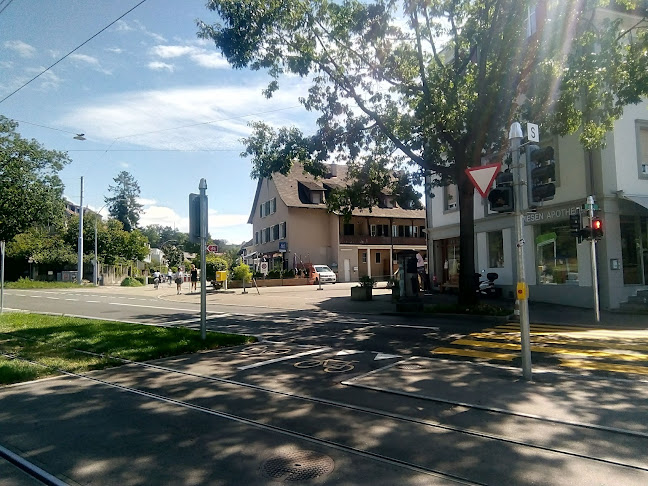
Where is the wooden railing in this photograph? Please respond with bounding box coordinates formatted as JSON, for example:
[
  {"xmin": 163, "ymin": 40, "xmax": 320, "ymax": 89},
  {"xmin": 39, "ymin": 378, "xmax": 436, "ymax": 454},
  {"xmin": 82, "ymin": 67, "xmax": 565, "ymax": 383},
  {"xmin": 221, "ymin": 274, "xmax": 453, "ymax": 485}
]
[{"xmin": 339, "ymin": 235, "xmax": 425, "ymax": 246}]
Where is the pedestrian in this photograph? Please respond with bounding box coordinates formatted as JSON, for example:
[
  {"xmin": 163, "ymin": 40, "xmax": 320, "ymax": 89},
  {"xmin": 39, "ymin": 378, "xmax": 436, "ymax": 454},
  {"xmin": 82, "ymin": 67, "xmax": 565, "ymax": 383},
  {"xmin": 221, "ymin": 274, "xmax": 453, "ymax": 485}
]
[
  {"xmin": 153, "ymin": 269, "xmax": 160, "ymax": 290},
  {"xmin": 190, "ymin": 264, "xmax": 198, "ymax": 292},
  {"xmin": 167, "ymin": 269, "xmax": 173, "ymax": 286},
  {"xmin": 175, "ymin": 269, "xmax": 183, "ymax": 295},
  {"xmin": 416, "ymin": 252, "xmax": 428, "ymax": 291}
]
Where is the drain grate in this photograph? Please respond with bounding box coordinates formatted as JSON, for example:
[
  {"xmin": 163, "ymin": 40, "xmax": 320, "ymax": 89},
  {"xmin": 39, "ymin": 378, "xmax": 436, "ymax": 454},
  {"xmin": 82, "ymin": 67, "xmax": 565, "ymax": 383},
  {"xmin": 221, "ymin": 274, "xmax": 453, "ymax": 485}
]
[
  {"xmin": 399, "ymin": 363, "xmax": 423, "ymax": 370},
  {"xmin": 261, "ymin": 450, "xmax": 334, "ymax": 482}
]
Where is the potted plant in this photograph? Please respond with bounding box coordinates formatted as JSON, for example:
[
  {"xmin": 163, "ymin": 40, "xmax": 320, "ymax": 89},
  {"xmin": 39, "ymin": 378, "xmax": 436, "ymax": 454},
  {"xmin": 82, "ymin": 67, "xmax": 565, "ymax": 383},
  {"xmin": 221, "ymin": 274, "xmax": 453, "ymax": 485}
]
[
  {"xmin": 351, "ymin": 275, "xmax": 375, "ymax": 301},
  {"xmin": 387, "ymin": 276, "xmax": 400, "ymax": 302}
]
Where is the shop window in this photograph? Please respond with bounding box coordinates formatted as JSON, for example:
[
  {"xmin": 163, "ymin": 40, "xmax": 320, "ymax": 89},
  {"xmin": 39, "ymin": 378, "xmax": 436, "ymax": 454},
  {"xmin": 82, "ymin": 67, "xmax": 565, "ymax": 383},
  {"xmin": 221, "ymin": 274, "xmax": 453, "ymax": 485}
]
[
  {"xmin": 535, "ymin": 223, "xmax": 578, "ymax": 285},
  {"xmin": 444, "ymin": 184, "xmax": 458, "ymax": 211},
  {"xmin": 487, "ymin": 231, "xmax": 504, "ymax": 268}
]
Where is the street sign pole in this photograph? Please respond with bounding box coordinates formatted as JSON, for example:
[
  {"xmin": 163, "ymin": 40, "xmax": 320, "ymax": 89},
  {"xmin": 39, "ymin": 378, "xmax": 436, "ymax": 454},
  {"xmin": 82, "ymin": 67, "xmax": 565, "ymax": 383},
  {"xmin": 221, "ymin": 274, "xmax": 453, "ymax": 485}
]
[
  {"xmin": 199, "ymin": 179, "xmax": 208, "ymax": 340},
  {"xmin": 510, "ymin": 122, "xmax": 532, "ymax": 381},
  {"xmin": 587, "ymin": 195, "xmax": 601, "ymax": 322}
]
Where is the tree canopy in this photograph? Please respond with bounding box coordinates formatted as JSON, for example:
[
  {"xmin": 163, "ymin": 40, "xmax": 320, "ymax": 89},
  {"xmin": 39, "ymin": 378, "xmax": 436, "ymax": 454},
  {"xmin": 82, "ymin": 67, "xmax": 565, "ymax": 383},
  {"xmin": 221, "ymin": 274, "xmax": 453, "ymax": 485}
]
[
  {"xmin": 105, "ymin": 171, "xmax": 144, "ymax": 232},
  {"xmin": 199, "ymin": 0, "xmax": 648, "ymax": 303},
  {"xmin": 0, "ymin": 116, "xmax": 69, "ymax": 243}
]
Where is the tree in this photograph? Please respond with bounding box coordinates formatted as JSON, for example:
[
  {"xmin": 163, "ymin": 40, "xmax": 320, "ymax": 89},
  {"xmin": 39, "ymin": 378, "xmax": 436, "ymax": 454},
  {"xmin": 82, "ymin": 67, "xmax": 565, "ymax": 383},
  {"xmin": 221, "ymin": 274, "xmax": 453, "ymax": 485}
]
[
  {"xmin": 105, "ymin": 171, "xmax": 143, "ymax": 232},
  {"xmin": 198, "ymin": 0, "xmax": 648, "ymax": 304},
  {"xmin": 7, "ymin": 226, "xmax": 76, "ymax": 267},
  {"xmin": 161, "ymin": 241, "xmax": 185, "ymax": 269},
  {"xmin": 0, "ymin": 116, "xmax": 69, "ymax": 243}
]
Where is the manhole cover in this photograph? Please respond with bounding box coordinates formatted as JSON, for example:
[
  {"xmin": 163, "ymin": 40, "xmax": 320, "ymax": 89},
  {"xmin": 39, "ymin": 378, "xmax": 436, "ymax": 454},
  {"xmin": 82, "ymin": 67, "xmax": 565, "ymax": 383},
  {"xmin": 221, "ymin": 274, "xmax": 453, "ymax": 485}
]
[
  {"xmin": 399, "ymin": 363, "xmax": 423, "ymax": 370},
  {"xmin": 261, "ymin": 450, "xmax": 335, "ymax": 482}
]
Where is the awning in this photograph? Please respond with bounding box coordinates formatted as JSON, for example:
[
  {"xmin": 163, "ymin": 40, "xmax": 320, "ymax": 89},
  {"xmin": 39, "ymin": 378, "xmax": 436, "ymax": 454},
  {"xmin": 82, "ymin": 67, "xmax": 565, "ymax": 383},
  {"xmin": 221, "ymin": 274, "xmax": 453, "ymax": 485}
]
[{"xmin": 622, "ymin": 194, "xmax": 648, "ymax": 211}]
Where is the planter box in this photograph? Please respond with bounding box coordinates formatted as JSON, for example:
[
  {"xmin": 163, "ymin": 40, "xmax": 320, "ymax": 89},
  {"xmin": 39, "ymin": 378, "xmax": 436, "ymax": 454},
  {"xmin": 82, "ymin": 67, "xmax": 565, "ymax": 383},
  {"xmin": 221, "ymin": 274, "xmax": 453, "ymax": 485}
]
[
  {"xmin": 227, "ymin": 277, "xmax": 310, "ymax": 288},
  {"xmin": 351, "ymin": 286, "xmax": 373, "ymax": 301}
]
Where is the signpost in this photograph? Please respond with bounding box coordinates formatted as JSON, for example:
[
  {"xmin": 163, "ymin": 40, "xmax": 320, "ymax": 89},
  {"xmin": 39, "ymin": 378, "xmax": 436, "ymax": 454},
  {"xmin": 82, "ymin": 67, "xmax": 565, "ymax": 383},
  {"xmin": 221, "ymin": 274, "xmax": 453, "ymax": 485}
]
[{"xmin": 465, "ymin": 162, "xmax": 501, "ymax": 198}]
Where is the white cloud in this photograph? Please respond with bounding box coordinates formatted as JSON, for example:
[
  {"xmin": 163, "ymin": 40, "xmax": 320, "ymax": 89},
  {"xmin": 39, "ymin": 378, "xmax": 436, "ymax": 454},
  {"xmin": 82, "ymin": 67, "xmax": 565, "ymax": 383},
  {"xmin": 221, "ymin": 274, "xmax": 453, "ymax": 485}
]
[
  {"xmin": 106, "ymin": 47, "xmax": 123, "ymax": 54},
  {"xmin": 150, "ymin": 44, "xmax": 229, "ymax": 69},
  {"xmin": 139, "ymin": 205, "xmax": 188, "ymax": 232},
  {"xmin": 114, "ymin": 19, "xmax": 166, "ymax": 43},
  {"xmin": 208, "ymin": 211, "xmax": 249, "ymax": 227},
  {"xmin": 23, "ymin": 68, "xmax": 62, "ymax": 91},
  {"xmin": 138, "ymin": 197, "xmax": 157, "ymax": 206},
  {"xmin": 57, "ymin": 82, "xmax": 316, "ymax": 151},
  {"xmin": 147, "ymin": 61, "xmax": 174, "ymax": 72},
  {"xmin": 69, "ymin": 53, "xmax": 111, "ymax": 75},
  {"xmin": 4, "ymin": 40, "xmax": 36, "ymax": 58}
]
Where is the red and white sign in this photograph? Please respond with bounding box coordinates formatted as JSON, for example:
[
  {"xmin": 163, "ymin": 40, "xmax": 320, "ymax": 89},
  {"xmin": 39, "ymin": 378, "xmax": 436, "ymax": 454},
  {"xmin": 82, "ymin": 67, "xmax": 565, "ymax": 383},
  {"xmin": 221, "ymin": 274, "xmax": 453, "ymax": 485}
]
[
  {"xmin": 465, "ymin": 162, "xmax": 501, "ymax": 198},
  {"xmin": 206, "ymin": 245, "xmax": 218, "ymax": 253}
]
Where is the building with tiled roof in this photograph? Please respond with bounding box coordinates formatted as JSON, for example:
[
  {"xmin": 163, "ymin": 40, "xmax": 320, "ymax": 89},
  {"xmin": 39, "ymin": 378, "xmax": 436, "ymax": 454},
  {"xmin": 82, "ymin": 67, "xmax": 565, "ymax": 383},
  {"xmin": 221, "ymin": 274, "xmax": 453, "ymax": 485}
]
[{"xmin": 246, "ymin": 162, "xmax": 427, "ymax": 282}]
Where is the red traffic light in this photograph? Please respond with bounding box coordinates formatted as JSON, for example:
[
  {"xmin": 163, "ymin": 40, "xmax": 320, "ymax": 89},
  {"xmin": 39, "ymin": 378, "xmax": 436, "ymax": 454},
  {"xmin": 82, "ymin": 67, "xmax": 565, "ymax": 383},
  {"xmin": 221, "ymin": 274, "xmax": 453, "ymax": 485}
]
[
  {"xmin": 592, "ymin": 218, "xmax": 603, "ymax": 240},
  {"xmin": 592, "ymin": 219, "xmax": 602, "ymax": 230}
]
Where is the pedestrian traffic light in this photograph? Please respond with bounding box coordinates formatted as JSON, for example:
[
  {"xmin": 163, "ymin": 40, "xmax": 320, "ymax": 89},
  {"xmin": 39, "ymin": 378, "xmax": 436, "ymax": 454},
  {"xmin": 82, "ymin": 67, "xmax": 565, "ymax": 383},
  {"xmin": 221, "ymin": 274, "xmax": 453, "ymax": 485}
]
[
  {"xmin": 592, "ymin": 218, "xmax": 603, "ymax": 240},
  {"xmin": 526, "ymin": 145, "xmax": 556, "ymax": 204},
  {"xmin": 488, "ymin": 172, "xmax": 514, "ymax": 212},
  {"xmin": 569, "ymin": 214, "xmax": 582, "ymax": 242}
]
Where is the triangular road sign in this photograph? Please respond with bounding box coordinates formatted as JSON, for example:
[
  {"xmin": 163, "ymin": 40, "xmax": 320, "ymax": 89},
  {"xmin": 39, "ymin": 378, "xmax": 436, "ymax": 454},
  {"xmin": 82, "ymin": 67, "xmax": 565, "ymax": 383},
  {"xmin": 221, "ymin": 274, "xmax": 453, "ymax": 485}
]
[{"xmin": 465, "ymin": 162, "xmax": 501, "ymax": 198}]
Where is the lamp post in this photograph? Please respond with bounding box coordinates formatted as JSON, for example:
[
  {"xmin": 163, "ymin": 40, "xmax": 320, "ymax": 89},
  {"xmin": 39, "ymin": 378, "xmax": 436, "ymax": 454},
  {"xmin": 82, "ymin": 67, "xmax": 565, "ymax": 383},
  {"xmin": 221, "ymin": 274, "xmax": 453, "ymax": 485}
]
[{"xmin": 509, "ymin": 122, "xmax": 532, "ymax": 381}]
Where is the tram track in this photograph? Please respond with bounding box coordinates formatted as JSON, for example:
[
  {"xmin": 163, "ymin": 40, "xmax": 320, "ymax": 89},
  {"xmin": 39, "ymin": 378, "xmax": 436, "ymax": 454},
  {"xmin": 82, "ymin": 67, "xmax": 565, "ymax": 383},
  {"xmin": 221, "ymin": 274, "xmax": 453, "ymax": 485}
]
[{"xmin": 2, "ymin": 340, "xmax": 648, "ymax": 485}]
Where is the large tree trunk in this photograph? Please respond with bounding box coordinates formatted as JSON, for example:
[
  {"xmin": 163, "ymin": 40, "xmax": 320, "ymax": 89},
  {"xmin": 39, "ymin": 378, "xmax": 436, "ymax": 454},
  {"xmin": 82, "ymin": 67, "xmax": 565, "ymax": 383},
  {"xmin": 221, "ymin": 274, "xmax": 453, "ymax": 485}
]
[{"xmin": 457, "ymin": 166, "xmax": 478, "ymax": 306}]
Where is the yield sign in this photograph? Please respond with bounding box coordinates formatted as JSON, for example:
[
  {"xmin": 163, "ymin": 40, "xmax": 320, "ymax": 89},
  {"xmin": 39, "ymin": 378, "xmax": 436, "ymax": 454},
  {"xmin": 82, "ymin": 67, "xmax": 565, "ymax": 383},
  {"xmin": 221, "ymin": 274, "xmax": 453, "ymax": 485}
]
[{"xmin": 465, "ymin": 162, "xmax": 501, "ymax": 198}]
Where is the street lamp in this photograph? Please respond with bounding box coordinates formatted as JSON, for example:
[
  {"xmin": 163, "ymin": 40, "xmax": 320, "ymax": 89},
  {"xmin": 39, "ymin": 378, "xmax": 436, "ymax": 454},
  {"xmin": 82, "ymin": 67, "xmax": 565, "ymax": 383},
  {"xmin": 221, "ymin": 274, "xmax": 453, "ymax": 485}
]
[{"xmin": 509, "ymin": 122, "xmax": 532, "ymax": 381}]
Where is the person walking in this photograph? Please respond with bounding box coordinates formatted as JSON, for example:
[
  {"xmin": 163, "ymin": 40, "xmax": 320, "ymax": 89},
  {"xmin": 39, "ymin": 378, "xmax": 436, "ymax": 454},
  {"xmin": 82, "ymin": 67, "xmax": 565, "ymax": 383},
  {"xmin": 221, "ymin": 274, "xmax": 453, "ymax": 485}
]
[
  {"xmin": 153, "ymin": 270, "xmax": 160, "ymax": 290},
  {"xmin": 175, "ymin": 269, "xmax": 184, "ymax": 295},
  {"xmin": 167, "ymin": 269, "xmax": 173, "ymax": 286},
  {"xmin": 190, "ymin": 264, "xmax": 198, "ymax": 292}
]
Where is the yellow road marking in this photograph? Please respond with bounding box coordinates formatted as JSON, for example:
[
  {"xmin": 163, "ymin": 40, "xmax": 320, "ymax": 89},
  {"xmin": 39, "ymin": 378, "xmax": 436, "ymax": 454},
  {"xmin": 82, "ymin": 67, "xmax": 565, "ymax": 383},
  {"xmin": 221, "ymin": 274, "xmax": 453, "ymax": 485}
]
[
  {"xmin": 559, "ymin": 359, "xmax": 648, "ymax": 375},
  {"xmin": 431, "ymin": 347, "xmax": 515, "ymax": 361},
  {"xmin": 451, "ymin": 339, "xmax": 648, "ymax": 362},
  {"xmin": 466, "ymin": 332, "xmax": 648, "ymax": 352}
]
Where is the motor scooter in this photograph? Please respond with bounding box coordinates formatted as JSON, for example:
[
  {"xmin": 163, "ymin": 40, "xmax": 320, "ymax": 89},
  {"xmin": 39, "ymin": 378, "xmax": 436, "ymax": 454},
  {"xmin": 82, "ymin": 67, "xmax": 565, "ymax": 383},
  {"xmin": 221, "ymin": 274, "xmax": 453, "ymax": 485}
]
[{"xmin": 474, "ymin": 271, "xmax": 500, "ymax": 298}]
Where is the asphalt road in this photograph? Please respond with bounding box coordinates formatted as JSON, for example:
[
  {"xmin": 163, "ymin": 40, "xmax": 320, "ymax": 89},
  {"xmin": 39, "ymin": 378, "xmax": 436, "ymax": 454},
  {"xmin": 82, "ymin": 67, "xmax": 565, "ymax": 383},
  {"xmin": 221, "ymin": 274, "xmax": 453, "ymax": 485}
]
[{"xmin": 2, "ymin": 286, "xmax": 648, "ymax": 485}]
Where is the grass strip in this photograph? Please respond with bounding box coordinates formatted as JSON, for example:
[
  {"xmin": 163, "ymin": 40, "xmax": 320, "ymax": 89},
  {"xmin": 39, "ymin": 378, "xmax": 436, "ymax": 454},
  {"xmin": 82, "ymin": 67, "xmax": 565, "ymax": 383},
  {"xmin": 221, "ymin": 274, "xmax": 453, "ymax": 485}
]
[{"xmin": 0, "ymin": 313, "xmax": 255, "ymax": 385}]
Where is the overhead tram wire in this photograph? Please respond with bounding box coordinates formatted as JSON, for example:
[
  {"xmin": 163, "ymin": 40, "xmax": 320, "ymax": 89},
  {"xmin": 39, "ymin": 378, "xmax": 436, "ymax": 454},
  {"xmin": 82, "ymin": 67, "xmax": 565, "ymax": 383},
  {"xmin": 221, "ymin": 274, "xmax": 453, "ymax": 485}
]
[
  {"xmin": 0, "ymin": 0, "xmax": 15, "ymax": 16},
  {"xmin": 0, "ymin": 0, "xmax": 150, "ymax": 105}
]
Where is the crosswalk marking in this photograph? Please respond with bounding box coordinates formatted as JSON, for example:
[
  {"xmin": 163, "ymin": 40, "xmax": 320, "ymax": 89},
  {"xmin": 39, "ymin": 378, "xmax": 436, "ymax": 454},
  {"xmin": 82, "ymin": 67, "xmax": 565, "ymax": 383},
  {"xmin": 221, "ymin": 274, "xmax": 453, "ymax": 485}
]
[
  {"xmin": 464, "ymin": 332, "xmax": 648, "ymax": 352},
  {"xmin": 431, "ymin": 347, "xmax": 515, "ymax": 361},
  {"xmin": 559, "ymin": 359, "xmax": 648, "ymax": 375}
]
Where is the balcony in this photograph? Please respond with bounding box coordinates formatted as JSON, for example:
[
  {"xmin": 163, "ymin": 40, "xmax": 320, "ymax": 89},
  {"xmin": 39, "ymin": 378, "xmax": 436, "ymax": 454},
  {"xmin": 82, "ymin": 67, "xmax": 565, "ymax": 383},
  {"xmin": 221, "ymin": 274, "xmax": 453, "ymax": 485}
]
[{"xmin": 339, "ymin": 235, "xmax": 425, "ymax": 246}]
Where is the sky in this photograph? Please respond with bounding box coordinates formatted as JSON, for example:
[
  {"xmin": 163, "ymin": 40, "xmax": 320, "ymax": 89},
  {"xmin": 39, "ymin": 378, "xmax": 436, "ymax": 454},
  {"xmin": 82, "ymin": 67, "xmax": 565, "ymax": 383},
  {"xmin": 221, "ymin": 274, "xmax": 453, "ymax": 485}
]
[{"xmin": 0, "ymin": 0, "xmax": 319, "ymax": 245}]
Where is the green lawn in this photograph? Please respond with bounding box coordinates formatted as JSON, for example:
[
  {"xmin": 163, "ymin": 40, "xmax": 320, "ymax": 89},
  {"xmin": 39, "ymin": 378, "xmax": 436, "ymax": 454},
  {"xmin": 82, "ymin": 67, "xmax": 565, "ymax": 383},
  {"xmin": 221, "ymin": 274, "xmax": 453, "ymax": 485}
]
[{"xmin": 0, "ymin": 313, "xmax": 255, "ymax": 386}]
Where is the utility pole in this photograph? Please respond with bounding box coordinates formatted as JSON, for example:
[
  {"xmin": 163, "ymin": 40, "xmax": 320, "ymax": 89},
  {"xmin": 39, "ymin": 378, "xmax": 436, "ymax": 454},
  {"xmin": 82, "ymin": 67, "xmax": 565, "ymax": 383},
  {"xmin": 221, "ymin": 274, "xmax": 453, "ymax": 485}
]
[
  {"xmin": 1, "ymin": 240, "xmax": 5, "ymax": 314},
  {"xmin": 77, "ymin": 176, "xmax": 84, "ymax": 285},
  {"xmin": 509, "ymin": 122, "xmax": 532, "ymax": 381}
]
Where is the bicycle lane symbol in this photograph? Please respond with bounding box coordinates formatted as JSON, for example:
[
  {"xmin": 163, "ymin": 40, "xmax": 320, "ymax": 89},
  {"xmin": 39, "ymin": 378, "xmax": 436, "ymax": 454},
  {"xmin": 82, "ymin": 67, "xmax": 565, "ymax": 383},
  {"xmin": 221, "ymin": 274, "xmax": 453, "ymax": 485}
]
[{"xmin": 293, "ymin": 358, "xmax": 358, "ymax": 373}]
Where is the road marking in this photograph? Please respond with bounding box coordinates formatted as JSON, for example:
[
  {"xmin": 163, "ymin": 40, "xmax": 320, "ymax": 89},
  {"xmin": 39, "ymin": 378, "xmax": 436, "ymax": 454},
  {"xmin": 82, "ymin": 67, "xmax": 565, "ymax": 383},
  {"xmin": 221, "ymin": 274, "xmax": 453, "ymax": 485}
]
[
  {"xmin": 431, "ymin": 347, "xmax": 515, "ymax": 361},
  {"xmin": 336, "ymin": 349, "xmax": 363, "ymax": 356},
  {"xmin": 238, "ymin": 347, "xmax": 330, "ymax": 370},
  {"xmin": 394, "ymin": 325, "xmax": 440, "ymax": 330},
  {"xmin": 559, "ymin": 359, "xmax": 648, "ymax": 375},
  {"xmin": 374, "ymin": 352, "xmax": 401, "ymax": 360},
  {"xmin": 467, "ymin": 332, "xmax": 648, "ymax": 351},
  {"xmin": 45, "ymin": 297, "xmax": 59, "ymax": 300},
  {"xmin": 65, "ymin": 298, "xmax": 78, "ymax": 301},
  {"xmin": 451, "ymin": 338, "xmax": 648, "ymax": 362},
  {"xmin": 85, "ymin": 300, "xmax": 100, "ymax": 303}
]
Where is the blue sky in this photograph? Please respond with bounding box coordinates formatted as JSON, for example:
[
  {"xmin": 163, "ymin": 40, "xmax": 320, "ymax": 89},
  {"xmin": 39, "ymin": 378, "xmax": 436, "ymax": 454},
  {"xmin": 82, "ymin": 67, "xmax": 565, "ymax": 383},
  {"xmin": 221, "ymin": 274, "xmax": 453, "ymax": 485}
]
[{"xmin": 0, "ymin": 0, "xmax": 318, "ymax": 245}]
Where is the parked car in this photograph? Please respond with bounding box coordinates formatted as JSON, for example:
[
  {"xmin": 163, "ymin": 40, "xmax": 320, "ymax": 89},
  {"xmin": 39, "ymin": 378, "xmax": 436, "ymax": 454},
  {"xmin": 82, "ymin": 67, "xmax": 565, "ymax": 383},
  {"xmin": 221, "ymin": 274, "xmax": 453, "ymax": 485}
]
[{"xmin": 312, "ymin": 265, "xmax": 337, "ymax": 284}]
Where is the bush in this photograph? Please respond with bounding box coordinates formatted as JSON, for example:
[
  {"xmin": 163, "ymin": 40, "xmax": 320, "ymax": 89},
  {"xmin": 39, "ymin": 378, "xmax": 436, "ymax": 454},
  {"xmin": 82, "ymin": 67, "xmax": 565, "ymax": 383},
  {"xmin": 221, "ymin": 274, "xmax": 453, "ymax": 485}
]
[
  {"xmin": 283, "ymin": 269, "xmax": 296, "ymax": 278},
  {"xmin": 134, "ymin": 277, "xmax": 145, "ymax": 285},
  {"xmin": 121, "ymin": 277, "xmax": 143, "ymax": 287},
  {"xmin": 358, "ymin": 275, "xmax": 376, "ymax": 288},
  {"xmin": 266, "ymin": 269, "xmax": 282, "ymax": 279},
  {"xmin": 232, "ymin": 264, "xmax": 252, "ymax": 283},
  {"xmin": 5, "ymin": 278, "xmax": 80, "ymax": 289}
]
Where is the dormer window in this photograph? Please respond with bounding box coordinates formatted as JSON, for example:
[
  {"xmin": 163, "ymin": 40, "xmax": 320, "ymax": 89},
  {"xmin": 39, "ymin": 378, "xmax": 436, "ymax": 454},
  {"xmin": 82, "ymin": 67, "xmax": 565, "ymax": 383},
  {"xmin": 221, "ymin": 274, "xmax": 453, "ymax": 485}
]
[{"xmin": 298, "ymin": 181, "xmax": 325, "ymax": 204}]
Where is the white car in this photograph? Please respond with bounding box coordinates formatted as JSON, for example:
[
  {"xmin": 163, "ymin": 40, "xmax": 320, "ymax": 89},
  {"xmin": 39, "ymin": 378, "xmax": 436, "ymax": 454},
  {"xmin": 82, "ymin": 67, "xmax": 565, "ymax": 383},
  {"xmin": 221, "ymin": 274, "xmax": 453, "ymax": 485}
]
[{"xmin": 313, "ymin": 265, "xmax": 337, "ymax": 284}]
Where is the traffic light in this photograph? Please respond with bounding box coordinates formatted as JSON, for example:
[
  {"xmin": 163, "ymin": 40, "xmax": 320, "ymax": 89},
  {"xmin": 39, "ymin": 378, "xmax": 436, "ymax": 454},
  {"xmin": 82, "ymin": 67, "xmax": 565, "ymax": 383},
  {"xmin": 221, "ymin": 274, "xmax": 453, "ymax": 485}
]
[
  {"xmin": 488, "ymin": 172, "xmax": 514, "ymax": 212},
  {"xmin": 569, "ymin": 214, "xmax": 582, "ymax": 242},
  {"xmin": 592, "ymin": 218, "xmax": 603, "ymax": 240},
  {"xmin": 526, "ymin": 145, "xmax": 556, "ymax": 204}
]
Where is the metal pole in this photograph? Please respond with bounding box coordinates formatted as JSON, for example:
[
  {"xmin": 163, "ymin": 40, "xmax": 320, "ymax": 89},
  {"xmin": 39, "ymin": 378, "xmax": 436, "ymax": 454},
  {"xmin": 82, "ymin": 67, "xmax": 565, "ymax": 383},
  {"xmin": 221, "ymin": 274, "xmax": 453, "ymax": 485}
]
[
  {"xmin": 77, "ymin": 176, "xmax": 84, "ymax": 284},
  {"xmin": 510, "ymin": 123, "xmax": 532, "ymax": 381},
  {"xmin": 199, "ymin": 178, "xmax": 208, "ymax": 340},
  {"xmin": 1, "ymin": 240, "xmax": 5, "ymax": 314},
  {"xmin": 94, "ymin": 219, "xmax": 98, "ymax": 286},
  {"xmin": 587, "ymin": 195, "xmax": 601, "ymax": 322}
]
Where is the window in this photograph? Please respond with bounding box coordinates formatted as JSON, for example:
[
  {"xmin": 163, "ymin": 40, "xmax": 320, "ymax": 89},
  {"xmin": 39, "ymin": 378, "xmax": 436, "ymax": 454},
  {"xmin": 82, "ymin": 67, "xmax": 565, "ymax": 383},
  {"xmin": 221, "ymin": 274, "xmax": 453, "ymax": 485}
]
[
  {"xmin": 260, "ymin": 204, "xmax": 264, "ymax": 218},
  {"xmin": 526, "ymin": 4, "xmax": 537, "ymax": 37},
  {"xmin": 264, "ymin": 227, "xmax": 270, "ymax": 242},
  {"xmin": 272, "ymin": 224, "xmax": 280, "ymax": 241},
  {"xmin": 271, "ymin": 197, "xmax": 276, "ymax": 214},
  {"xmin": 255, "ymin": 232, "xmax": 259, "ymax": 245},
  {"xmin": 535, "ymin": 222, "xmax": 578, "ymax": 285},
  {"xmin": 420, "ymin": 226, "xmax": 426, "ymax": 237},
  {"xmin": 260, "ymin": 230, "xmax": 264, "ymax": 244},
  {"xmin": 413, "ymin": 226, "xmax": 418, "ymax": 238},
  {"xmin": 444, "ymin": 184, "xmax": 458, "ymax": 211},
  {"xmin": 362, "ymin": 252, "xmax": 367, "ymax": 263},
  {"xmin": 621, "ymin": 216, "xmax": 642, "ymax": 284},
  {"xmin": 280, "ymin": 222, "xmax": 286, "ymax": 239},
  {"xmin": 371, "ymin": 224, "xmax": 389, "ymax": 236},
  {"xmin": 343, "ymin": 223, "xmax": 355, "ymax": 236},
  {"xmin": 638, "ymin": 122, "xmax": 648, "ymax": 179},
  {"xmin": 392, "ymin": 225, "xmax": 398, "ymax": 237},
  {"xmin": 264, "ymin": 200, "xmax": 271, "ymax": 216},
  {"xmin": 375, "ymin": 252, "xmax": 381, "ymax": 264},
  {"xmin": 487, "ymin": 231, "xmax": 504, "ymax": 268},
  {"xmin": 370, "ymin": 224, "xmax": 377, "ymax": 237}
]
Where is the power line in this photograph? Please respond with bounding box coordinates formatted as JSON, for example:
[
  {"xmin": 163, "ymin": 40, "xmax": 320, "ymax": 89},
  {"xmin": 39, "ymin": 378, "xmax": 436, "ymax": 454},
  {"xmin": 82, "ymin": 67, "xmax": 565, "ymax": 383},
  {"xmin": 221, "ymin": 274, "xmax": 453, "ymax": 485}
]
[
  {"xmin": 0, "ymin": 0, "xmax": 150, "ymax": 105},
  {"xmin": 0, "ymin": 0, "xmax": 15, "ymax": 16}
]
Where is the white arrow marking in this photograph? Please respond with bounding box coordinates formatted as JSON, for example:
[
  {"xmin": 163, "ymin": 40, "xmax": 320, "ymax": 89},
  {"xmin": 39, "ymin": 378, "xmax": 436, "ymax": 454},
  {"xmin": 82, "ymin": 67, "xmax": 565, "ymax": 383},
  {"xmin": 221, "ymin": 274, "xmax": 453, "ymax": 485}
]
[{"xmin": 374, "ymin": 353, "xmax": 402, "ymax": 360}]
